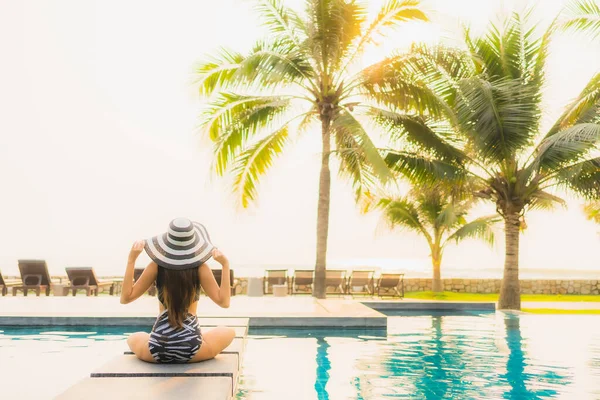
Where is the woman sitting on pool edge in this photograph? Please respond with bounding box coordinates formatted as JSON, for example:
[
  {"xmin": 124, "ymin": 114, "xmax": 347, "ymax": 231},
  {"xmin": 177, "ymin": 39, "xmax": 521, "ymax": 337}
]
[{"xmin": 120, "ymin": 218, "xmax": 235, "ymax": 363}]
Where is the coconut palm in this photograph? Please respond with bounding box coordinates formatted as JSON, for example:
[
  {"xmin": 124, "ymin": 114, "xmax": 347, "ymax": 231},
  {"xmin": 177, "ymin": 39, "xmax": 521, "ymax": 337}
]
[
  {"xmin": 561, "ymin": 0, "xmax": 600, "ymax": 38},
  {"xmin": 195, "ymin": 0, "xmax": 431, "ymax": 298},
  {"xmin": 364, "ymin": 8, "xmax": 600, "ymax": 309},
  {"xmin": 364, "ymin": 182, "xmax": 497, "ymax": 292},
  {"xmin": 584, "ymin": 201, "xmax": 600, "ymax": 223}
]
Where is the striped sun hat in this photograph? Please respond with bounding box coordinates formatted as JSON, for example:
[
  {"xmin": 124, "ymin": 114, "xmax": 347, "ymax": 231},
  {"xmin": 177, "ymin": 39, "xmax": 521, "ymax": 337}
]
[{"xmin": 144, "ymin": 218, "xmax": 214, "ymax": 270}]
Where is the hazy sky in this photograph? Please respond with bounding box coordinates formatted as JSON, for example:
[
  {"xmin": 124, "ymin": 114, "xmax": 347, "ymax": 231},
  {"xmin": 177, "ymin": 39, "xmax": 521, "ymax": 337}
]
[{"xmin": 1, "ymin": 0, "xmax": 599, "ymax": 276}]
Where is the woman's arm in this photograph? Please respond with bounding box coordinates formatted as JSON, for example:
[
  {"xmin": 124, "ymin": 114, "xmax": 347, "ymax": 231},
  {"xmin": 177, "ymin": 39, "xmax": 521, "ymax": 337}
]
[
  {"xmin": 199, "ymin": 248, "xmax": 231, "ymax": 308},
  {"xmin": 120, "ymin": 240, "xmax": 158, "ymax": 304}
]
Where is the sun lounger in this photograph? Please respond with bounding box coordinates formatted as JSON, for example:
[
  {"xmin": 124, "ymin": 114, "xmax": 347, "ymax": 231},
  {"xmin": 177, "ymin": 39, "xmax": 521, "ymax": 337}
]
[
  {"xmin": 211, "ymin": 269, "xmax": 237, "ymax": 296},
  {"xmin": 263, "ymin": 269, "xmax": 289, "ymax": 294},
  {"xmin": 12, "ymin": 260, "xmax": 53, "ymax": 296},
  {"xmin": 0, "ymin": 270, "xmax": 20, "ymax": 296},
  {"xmin": 347, "ymin": 270, "xmax": 375, "ymax": 296},
  {"xmin": 134, "ymin": 267, "xmax": 157, "ymax": 296},
  {"xmin": 376, "ymin": 273, "xmax": 405, "ymax": 298},
  {"xmin": 325, "ymin": 270, "xmax": 347, "ymax": 294},
  {"xmin": 65, "ymin": 267, "xmax": 115, "ymax": 296},
  {"xmin": 291, "ymin": 269, "xmax": 314, "ymax": 294}
]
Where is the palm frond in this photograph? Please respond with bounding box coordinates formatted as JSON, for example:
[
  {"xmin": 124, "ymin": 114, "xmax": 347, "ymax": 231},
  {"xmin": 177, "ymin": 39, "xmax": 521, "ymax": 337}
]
[
  {"xmin": 380, "ymin": 197, "xmax": 432, "ymax": 241},
  {"xmin": 304, "ymin": 0, "xmax": 367, "ymax": 73},
  {"xmin": 195, "ymin": 48, "xmax": 246, "ymax": 95},
  {"xmin": 561, "ymin": 0, "xmax": 600, "ymax": 38},
  {"xmin": 455, "ymin": 77, "xmax": 540, "ymax": 163},
  {"xmin": 583, "ymin": 200, "xmax": 600, "ymax": 223},
  {"xmin": 332, "ymin": 109, "xmax": 392, "ymax": 184},
  {"xmin": 534, "ymin": 123, "xmax": 600, "ymax": 171},
  {"xmin": 434, "ymin": 202, "xmax": 462, "ymax": 230},
  {"xmin": 384, "ymin": 151, "xmax": 466, "ymax": 184},
  {"xmin": 201, "ymin": 93, "xmax": 291, "ymax": 174},
  {"xmin": 362, "ymin": 56, "xmax": 454, "ymax": 118},
  {"xmin": 241, "ymin": 39, "xmax": 316, "ymax": 88},
  {"xmin": 231, "ymin": 124, "xmax": 290, "ymax": 208},
  {"xmin": 334, "ymin": 135, "xmax": 379, "ymax": 200},
  {"xmin": 344, "ymin": 0, "xmax": 428, "ymax": 67},
  {"xmin": 444, "ymin": 216, "xmax": 498, "ymax": 247},
  {"xmin": 551, "ymin": 156, "xmax": 600, "ymax": 199},
  {"xmin": 401, "ymin": 44, "xmax": 475, "ymax": 108},
  {"xmin": 255, "ymin": 0, "xmax": 306, "ymax": 45},
  {"xmin": 528, "ymin": 190, "xmax": 567, "ymax": 211},
  {"xmin": 545, "ymin": 73, "xmax": 600, "ymax": 137},
  {"xmin": 368, "ymin": 106, "xmax": 465, "ymax": 162}
]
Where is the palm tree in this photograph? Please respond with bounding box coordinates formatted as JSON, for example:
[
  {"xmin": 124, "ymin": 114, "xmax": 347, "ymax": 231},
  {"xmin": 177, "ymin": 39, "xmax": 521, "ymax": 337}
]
[
  {"xmin": 195, "ymin": 0, "xmax": 431, "ymax": 298},
  {"xmin": 365, "ymin": 8, "xmax": 600, "ymax": 309},
  {"xmin": 364, "ymin": 182, "xmax": 497, "ymax": 292},
  {"xmin": 584, "ymin": 201, "xmax": 600, "ymax": 223}
]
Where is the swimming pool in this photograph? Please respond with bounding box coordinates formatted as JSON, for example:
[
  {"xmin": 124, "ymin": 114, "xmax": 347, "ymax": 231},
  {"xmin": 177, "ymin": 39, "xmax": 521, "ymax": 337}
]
[{"xmin": 1, "ymin": 312, "xmax": 599, "ymax": 399}]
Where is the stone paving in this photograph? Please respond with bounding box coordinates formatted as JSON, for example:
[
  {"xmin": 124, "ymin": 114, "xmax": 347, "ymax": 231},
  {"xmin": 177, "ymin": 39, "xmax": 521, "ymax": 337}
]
[{"xmin": 0, "ymin": 295, "xmax": 388, "ymax": 327}]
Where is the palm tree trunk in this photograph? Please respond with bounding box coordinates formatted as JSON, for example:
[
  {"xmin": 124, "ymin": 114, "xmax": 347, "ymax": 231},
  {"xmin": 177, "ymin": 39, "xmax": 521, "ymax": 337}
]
[
  {"xmin": 432, "ymin": 254, "xmax": 443, "ymax": 293},
  {"xmin": 313, "ymin": 117, "xmax": 331, "ymax": 299},
  {"xmin": 498, "ymin": 212, "xmax": 521, "ymax": 310}
]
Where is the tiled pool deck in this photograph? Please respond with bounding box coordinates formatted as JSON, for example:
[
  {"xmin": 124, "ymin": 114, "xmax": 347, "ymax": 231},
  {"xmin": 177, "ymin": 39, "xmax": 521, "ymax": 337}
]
[
  {"xmin": 0, "ymin": 295, "xmax": 501, "ymax": 328},
  {"xmin": 0, "ymin": 295, "xmax": 597, "ymax": 328}
]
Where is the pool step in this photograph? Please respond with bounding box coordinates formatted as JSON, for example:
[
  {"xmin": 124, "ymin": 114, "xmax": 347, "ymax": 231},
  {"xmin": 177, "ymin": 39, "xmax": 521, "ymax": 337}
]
[
  {"xmin": 123, "ymin": 337, "xmax": 246, "ymax": 368},
  {"xmin": 56, "ymin": 318, "xmax": 248, "ymax": 400},
  {"xmin": 55, "ymin": 377, "xmax": 232, "ymax": 400}
]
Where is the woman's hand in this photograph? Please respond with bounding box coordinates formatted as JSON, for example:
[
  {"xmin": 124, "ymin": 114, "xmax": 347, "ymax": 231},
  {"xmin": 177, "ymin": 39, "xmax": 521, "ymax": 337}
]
[
  {"xmin": 212, "ymin": 248, "xmax": 229, "ymax": 266},
  {"xmin": 129, "ymin": 240, "xmax": 145, "ymax": 261}
]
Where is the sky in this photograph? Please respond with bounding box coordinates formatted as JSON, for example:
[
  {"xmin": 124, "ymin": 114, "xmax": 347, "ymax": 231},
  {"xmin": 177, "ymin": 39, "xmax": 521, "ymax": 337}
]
[{"xmin": 0, "ymin": 0, "xmax": 599, "ymax": 277}]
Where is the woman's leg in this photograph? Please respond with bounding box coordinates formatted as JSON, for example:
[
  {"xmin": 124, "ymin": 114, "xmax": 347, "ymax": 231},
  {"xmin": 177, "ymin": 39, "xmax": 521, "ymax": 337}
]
[
  {"xmin": 189, "ymin": 326, "xmax": 235, "ymax": 362},
  {"xmin": 126, "ymin": 332, "xmax": 156, "ymax": 363}
]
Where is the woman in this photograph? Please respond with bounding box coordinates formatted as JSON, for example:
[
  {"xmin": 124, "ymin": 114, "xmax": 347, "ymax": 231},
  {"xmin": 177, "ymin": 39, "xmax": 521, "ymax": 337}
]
[{"xmin": 120, "ymin": 218, "xmax": 235, "ymax": 363}]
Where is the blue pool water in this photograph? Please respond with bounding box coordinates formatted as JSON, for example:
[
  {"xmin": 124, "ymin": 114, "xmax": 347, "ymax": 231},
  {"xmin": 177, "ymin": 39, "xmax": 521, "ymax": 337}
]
[{"xmin": 1, "ymin": 312, "xmax": 599, "ymax": 399}]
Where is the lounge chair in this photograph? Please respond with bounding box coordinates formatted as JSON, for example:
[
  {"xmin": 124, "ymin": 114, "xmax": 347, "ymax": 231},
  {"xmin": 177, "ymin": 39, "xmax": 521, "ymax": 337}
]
[
  {"xmin": 65, "ymin": 267, "xmax": 115, "ymax": 296},
  {"xmin": 325, "ymin": 270, "xmax": 347, "ymax": 294},
  {"xmin": 13, "ymin": 260, "xmax": 52, "ymax": 296},
  {"xmin": 134, "ymin": 267, "xmax": 157, "ymax": 296},
  {"xmin": 376, "ymin": 273, "xmax": 405, "ymax": 298},
  {"xmin": 291, "ymin": 270, "xmax": 314, "ymax": 294},
  {"xmin": 347, "ymin": 270, "xmax": 375, "ymax": 296},
  {"xmin": 211, "ymin": 269, "xmax": 237, "ymax": 296},
  {"xmin": 0, "ymin": 270, "xmax": 20, "ymax": 296},
  {"xmin": 263, "ymin": 269, "xmax": 288, "ymax": 294}
]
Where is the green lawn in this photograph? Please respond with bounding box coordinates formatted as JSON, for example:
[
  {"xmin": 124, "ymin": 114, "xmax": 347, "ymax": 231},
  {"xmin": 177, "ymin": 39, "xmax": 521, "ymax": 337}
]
[
  {"xmin": 522, "ymin": 308, "xmax": 600, "ymax": 314},
  {"xmin": 404, "ymin": 291, "xmax": 600, "ymax": 302}
]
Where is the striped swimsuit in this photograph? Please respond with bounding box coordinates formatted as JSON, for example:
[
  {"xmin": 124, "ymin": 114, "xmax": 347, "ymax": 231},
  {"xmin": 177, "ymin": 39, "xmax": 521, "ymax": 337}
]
[{"xmin": 148, "ymin": 310, "xmax": 203, "ymax": 363}]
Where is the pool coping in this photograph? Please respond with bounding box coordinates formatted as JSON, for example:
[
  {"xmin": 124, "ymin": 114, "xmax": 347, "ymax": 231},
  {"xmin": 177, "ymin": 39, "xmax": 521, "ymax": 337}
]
[
  {"xmin": 0, "ymin": 315, "xmax": 388, "ymax": 328},
  {"xmin": 362, "ymin": 300, "xmax": 496, "ymax": 311}
]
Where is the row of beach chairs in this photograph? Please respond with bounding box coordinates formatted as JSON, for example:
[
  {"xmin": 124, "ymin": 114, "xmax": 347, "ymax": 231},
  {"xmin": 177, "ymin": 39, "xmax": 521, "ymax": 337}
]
[
  {"xmin": 0, "ymin": 260, "xmax": 404, "ymax": 298},
  {"xmin": 263, "ymin": 269, "xmax": 405, "ymax": 298},
  {"xmin": 0, "ymin": 260, "xmax": 115, "ymax": 296}
]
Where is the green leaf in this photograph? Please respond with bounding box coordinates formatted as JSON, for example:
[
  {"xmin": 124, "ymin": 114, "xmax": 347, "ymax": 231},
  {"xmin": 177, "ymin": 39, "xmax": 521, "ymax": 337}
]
[
  {"xmin": 231, "ymin": 124, "xmax": 290, "ymax": 208},
  {"xmin": 561, "ymin": 0, "xmax": 600, "ymax": 38},
  {"xmin": 528, "ymin": 191, "xmax": 567, "ymax": 211},
  {"xmin": 332, "ymin": 109, "xmax": 392, "ymax": 185},
  {"xmin": 195, "ymin": 48, "xmax": 246, "ymax": 95},
  {"xmin": 535, "ymin": 123, "xmax": 600, "ymax": 171},
  {"xmin": 584, "ymin": 200, "xmax": 600, "ymax": 223},
  {"xmin": 552, "ymin": 156, "xmax": 600, "ymax": 199},
  {"xmin": 368, "ymin": 106, "xmax": 465, "ymax": 162},
  {"xmin": 385, "ymin": 151, "xmax": 466, "ymax": 184},
  {"xmin": 545, "ymin": 72, "xmax": 600, "ymax": 137},
  {"xmin": 201, "ymin": 93, "xmax": 291, "ymax": 174},
  {"xmin": 255, "ymin": 0, "xmax": 306, "ymax": 45},
  {"xmin": 344, "ymin": 0, "xmax": 428, "ymax": 67},
  {"xmin": 444, "ymin": 216, "xmax": 498, "ymax": 247}
]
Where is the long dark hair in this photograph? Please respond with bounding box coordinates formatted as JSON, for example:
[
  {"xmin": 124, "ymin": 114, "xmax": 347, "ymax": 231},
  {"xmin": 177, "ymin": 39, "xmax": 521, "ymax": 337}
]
[{"xmin": 158, "ymin": 266, "xmax": 200, "ymax": 328}]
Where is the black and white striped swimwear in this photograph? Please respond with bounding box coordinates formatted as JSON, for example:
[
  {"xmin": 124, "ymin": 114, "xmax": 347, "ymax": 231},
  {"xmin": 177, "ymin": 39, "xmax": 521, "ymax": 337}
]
[{"xmin": 148, "ymin": 310, "xmax": 202, "ymax": 363}]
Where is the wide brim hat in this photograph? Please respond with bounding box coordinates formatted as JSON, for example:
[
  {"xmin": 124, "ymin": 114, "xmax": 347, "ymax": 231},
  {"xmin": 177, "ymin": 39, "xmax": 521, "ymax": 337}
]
[{"xmin": 144, "ymin": 218, "xmax": 214, "ymax": 270}]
